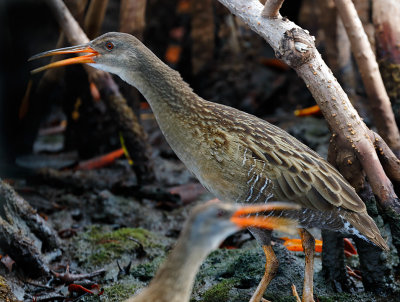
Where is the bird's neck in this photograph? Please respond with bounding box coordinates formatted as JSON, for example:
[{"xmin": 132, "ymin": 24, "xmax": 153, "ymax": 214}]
[
  {"xmin": 119, "ymin": 48, "xmax": 214, "ymax": 177},
  {"xmin": 136, "ymin": 227, "xmax": 210, "ymax": 302},
  {"xmin": 122, "ymin": 50, "xmax": 200, "ymax": 116}
]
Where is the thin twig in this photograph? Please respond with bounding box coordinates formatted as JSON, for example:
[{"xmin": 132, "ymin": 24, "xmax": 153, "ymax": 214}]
[
  {"xmin": 371, "ymin": 132, "xmax": 400, "ymax": 182},
  {"xmin": 51, "ymin": 264, "xmax": 105, "ymax": 283}
]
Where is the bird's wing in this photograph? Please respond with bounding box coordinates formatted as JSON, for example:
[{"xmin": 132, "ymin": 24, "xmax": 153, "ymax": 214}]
[{"xmin": 242, "ymin": 123, "xmax": 365, "ymax": 213}]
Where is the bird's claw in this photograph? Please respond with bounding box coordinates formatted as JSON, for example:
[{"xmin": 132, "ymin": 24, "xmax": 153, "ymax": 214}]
[{"xmin": 291, "ymin": 284, "xmax": 301, "ymax": 302}]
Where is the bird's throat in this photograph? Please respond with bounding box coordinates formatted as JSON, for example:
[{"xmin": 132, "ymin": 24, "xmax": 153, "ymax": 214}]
[
  {"xmin": 141, "ymin": 228, "xmax": 209, "ymax": 302},
  {"xmin": 121, "ymin": 50, "xmax": 199, "ymax": 114}
]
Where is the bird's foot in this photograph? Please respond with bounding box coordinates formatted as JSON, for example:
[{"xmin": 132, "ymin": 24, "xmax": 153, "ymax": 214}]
[
  {"xmin": 291, "ymin": 284, "xmax": 315, "ymax": 302},
  {"xmin": 292, "ymin": 284, "xmax": 301, "ymax": 302}
]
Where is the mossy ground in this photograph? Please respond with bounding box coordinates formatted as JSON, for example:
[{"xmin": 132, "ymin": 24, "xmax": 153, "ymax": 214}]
[
  {"xmin": 69, "ymin": 225, "xmax": 170, "ymax": 302},
  {"xmin": 72, "ymin": 225, "xmax": 168, "ymax": 268},
  {"xmin": 75, "ymin": 236, "xmax": 391, "ymax": 302},
  {"xmin": 189, "ymin": 241, "xmax": 383, "ymax": 302},
  {"xmin": 199, "ymin": 279, "xmax": 238, "ymax": 302},
  {"xmin": 81, "ymin": 282, "xmax": 139, "ymax": 302}
]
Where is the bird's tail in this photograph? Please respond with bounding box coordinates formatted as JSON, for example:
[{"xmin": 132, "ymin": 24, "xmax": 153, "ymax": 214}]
[{"xmin": 343, "ymin": 211, "xmax": 389, "ymax": 251}]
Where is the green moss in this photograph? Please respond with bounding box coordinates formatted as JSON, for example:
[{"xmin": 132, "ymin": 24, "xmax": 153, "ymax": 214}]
[
  {"xmin": 82, "ymin": 282, "xmax": 139, "ymax": 302},
  {"xmin": 88, "ymin": 226, "xmax": 153, "ymax": 245},
  {"xmin": 226, "ymin": 249, "xmax": 264, "ymax": 278},
  {"xmin": 130, "ymin": 256, "xmax": 164, "ymax": 281},
  {"xmin": 318, "ymin": 292, "xmax": 375, "ymax": 302},
  {"xmin": 100, "ymin": 282, "xmax": 138, "ymax": 301},
  {"xmin": 264, "ymin": 292, "xmax": 297, "ymax": 302},
  {"xmin": 379, "ymin": 61, "xmax": 400, "ymax": 100},
  {"xmin": 201, "ymin": 279, "xmax": 237, "ymax": 302},
  {"xmin": 74, "ymin": 225, "xmax": 163, "ymax": 267}
]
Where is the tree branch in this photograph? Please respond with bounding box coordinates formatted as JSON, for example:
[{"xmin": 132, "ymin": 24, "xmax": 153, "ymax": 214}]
[
  {"xmin": 119, "ymin": 0, "xmax": 147, "ymax": 40},
  {"xmin": 217, "ymin": 0, "xmax": 400, "ymax": 213},
  {"xmin": 335, "ymin": 0, "xmax": 400, "ymax": 153},
  {"xmin": 262, "ymin": 0, "xmax": 284, "ymax": 18},
  {"xmin": 371, "ymin": 131, "xmax": 400, "ymax": 182},
  {"xmin": 84, "ymin": 0, "xmax": 109, "ymax": 39}
]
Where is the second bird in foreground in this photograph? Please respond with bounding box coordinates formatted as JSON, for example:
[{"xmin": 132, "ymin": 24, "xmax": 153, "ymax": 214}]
[
  {"xmin": 124, "ymin": 200, "xmax": 299, "ymax": 302},
  {"xmin": 30, "ymin": 32, "xmax": 388, "ymax": 302}
]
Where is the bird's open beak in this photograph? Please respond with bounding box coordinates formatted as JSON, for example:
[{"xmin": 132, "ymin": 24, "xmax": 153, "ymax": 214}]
[
  {"xmin": 29, "ymin": 44, "xmax": 99, "ymax": 74},
  {"xmin": 230, "ymin": 202, "xmax": 300, "ymax": 234}
]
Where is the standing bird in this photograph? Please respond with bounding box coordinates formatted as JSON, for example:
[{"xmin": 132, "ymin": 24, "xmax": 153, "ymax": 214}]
[
  {"xmin": 30, "ymin": 32, "xmax": 388, "ymax": 302},
  {"xmin": 124, "ymin": 200, "xmax": 299, "ymax": 302}
]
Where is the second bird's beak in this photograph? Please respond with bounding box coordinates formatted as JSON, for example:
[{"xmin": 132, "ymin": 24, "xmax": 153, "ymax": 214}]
[
  {"xmin": 230, "ymin": 202, "xmax": 300, "ymax": 235},
  {"xmin": 29, "ymin": 44, "xmax": 98, "ymax": 74}
]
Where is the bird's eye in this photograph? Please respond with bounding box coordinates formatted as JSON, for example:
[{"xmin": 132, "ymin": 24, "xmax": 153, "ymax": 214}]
[
  {"xmin": 105, "ymin": 41, "xmax": 114, "ymax": 50},
  {"xmin": 217, "ymin": 209, "xmax": 226, "ymax": 217}
]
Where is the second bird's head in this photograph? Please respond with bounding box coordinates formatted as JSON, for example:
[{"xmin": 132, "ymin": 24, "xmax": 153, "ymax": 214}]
[
  {"xmin": 184, "ymin": 199, "xmax": 300, "ymax": 251},
  {"xmin": 29, "ymin": 32, "xmax": 146, "ymax": 77}
]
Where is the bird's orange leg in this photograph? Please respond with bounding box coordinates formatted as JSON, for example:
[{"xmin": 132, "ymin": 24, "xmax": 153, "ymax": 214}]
[
  {"xmin": 299, "ymin": 229, "xmax": 315, "ymax": 302},
  {"xmin": 291, "ymin": 284, "xmax": 301, "ymax": 302},
  {"xmin": 249, "ymin": 245, "xmax": 277, "ymax": 302}
]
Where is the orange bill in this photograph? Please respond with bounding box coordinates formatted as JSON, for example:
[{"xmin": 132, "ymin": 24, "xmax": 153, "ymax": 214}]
[
  {"xmin": 230, "ymin": 202, "xmax": 300, "ymax": 234},
  {"xmin": 29, "ymin": 44, "xmax": 98, "ymax": 74}
]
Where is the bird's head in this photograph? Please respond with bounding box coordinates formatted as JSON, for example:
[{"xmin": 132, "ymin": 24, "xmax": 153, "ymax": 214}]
[
  {"xmin": 186, "ymin": 199, "xmax": 299, "ymax": 251},
  {"xmin": 29, "ymin": 32, "xmax": 144, "ymax": 76}
]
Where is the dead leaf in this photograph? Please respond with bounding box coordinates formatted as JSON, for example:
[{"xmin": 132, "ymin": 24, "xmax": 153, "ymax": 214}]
[{"xmin": 1, "ymin": 255, "xmax": 15, "ymax": 272}]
